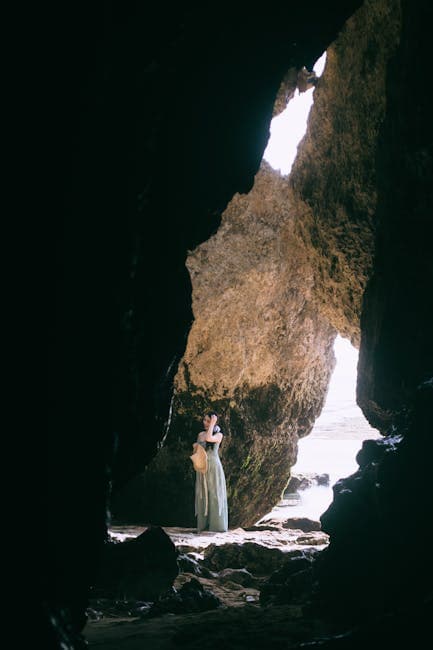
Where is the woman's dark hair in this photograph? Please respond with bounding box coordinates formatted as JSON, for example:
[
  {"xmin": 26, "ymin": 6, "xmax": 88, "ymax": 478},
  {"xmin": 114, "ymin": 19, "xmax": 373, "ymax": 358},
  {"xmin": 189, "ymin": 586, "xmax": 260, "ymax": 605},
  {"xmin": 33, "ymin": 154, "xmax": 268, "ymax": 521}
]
[
  {"xmin": 205, "ymin": 411, "xmax": 229, "ymax": 435},
  {"xmin": 204, "ymin": 410, "xmax": 229, "ymax": 448}
]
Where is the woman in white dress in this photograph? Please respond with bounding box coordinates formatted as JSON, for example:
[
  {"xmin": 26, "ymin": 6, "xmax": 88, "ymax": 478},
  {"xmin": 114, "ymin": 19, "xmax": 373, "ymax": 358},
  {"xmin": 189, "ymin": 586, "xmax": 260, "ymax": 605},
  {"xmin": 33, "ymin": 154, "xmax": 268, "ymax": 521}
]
[{"xmin": 194, "ymin": 411, "xmax": 228, "ymax": 533}]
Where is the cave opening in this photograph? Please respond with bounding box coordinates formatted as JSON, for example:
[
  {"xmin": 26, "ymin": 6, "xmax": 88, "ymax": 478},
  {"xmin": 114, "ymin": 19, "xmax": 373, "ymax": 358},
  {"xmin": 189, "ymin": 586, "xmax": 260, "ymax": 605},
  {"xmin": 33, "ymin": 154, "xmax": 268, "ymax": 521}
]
[
  {"xmin": 258, "ymin": 47, "xmax": 381, "ymax": 526},
  {"xmin": 258, "ymin": 335, "xmax": 380, "ymax": 525},
  {"xmin": 263, "ymin": 51, "xmax": 327, "ymax": 175}
]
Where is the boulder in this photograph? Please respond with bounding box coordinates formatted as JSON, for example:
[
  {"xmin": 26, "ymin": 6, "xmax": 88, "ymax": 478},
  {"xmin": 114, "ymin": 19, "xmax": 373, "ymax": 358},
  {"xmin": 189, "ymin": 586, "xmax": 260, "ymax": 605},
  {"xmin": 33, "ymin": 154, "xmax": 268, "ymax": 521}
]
[
  {"xmin": 260, "ymin": 552, "xmax": 318, "ymax": 606},
  {"xmin": 92, "ymin": 526, "xmax": 178, "ymax": 601},
  {"xmin": 177, "ymin": 553, "xmax": 217, "ymax": 578},
  {"xmin": 217, "ymin": 567, "xmax": 260, "ymax": 588},
  {"xmin": 146, "ymin": 578, "xmax": 221, "ymax": 617},
  {"xmin": 284, "ymin": 473, "xmax": 330, "ymax": 494},
  {"xmin": 282, "ymin": 518, "xmax": 322, "ymax": 532},
  {"xmin": 203, "ymin": 542, "xmax": 304, "ymax": 576}
]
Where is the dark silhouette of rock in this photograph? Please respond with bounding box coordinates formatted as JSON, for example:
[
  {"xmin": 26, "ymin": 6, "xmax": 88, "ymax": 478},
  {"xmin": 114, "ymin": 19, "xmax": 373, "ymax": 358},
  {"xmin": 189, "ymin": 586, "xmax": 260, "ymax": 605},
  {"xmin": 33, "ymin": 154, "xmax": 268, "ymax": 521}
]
[
  {"xmin": 285, "ymin": 473, "xmax": 330, "ymax": 494},
  {"xmin": 217, "ymin": 567, "xmax": 259, "ymax": 588},
  {"xmin": 316, "ymin": 381, "xmax": 433, "ymax": 625},
  {"xmin": 177, "ymin": 553, "xmax": 216, "ymax": 579},
  {"xmin": 146, "ymin": 578, "xmax": 221, "ymax": 617},
  {"xmin": 260, "ymin": 552, "xmax": 318, "ymax": 606},
  {"xmin": 92, "ymin": 526, "xmax": 178, "ymax": 601}
]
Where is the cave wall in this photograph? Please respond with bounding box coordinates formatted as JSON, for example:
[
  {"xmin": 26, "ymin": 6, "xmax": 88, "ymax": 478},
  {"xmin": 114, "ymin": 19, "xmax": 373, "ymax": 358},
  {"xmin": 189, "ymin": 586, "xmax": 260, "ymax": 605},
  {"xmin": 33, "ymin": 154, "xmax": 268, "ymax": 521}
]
[
  {"xmin": 49, "ymin": 2, "xmax": 367, "ymax": 643},
  {"xmin": 45, "ymin": 0, "xmax": 433, "ymax": 644},
  {"xmin": 290, "ymin": 0, "xmax": 402, "ymax": 347},
  {"xmin": 112, "ymin": 0, "xmax": 401, "ymax": 529},
  {"xmin": 357, "ymin": 0, "xmax": 433, "ymax": 431},
  {"xmin": 315, "ymin": 0, "xmax": 433, "ymax": 623}
]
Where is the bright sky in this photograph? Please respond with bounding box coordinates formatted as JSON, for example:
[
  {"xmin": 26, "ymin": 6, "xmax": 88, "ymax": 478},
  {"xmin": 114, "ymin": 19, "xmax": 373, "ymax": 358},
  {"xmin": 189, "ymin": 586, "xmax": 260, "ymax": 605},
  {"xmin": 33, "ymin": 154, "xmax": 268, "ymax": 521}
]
[
  {"xmin": 261, "ymin": 53, "xmax": 370, "ymax": 423},
  {"xmin": 315, "ymin": 334, "xmax": 360, "ymax": 419},
  {"xmin": 263, "ymin": 51, "xmax": 327, "ymax": 175}
]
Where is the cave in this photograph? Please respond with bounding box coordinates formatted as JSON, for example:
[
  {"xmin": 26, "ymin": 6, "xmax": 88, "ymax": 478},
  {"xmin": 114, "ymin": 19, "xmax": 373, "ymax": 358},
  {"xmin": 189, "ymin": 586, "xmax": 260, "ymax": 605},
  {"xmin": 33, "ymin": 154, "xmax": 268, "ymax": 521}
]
[{"xmin": 44, "ymin": 0, "xmax": 432, "ymax": 647}]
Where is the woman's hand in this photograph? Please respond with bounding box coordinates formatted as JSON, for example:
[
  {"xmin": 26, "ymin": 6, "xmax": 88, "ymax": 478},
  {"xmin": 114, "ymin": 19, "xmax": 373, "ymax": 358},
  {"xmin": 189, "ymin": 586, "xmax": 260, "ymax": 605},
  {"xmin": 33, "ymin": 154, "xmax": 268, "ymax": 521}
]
[{"xmin": 204, "ymin": 413, "xmax": 221, "ymax": 442}]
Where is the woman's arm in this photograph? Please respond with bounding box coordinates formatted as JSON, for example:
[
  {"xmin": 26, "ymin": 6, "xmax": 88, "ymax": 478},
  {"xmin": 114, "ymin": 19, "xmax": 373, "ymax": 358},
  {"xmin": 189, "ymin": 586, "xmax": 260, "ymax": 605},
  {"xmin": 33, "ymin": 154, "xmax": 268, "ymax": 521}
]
[{"xmin": 204, "ymin": 414, "xmax": 223, "ymax": 443}]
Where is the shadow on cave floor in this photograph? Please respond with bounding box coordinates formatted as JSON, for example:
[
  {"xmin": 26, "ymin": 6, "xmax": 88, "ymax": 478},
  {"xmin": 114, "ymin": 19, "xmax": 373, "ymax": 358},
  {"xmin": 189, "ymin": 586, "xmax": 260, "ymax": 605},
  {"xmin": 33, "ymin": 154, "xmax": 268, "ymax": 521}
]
[
  {"xmin": 84, "ymin": 523, "xmax": 331, "ymax": 648},
  {"xmin": 84, "ymin": 602, "xmax": 338, "ymax": 650}
]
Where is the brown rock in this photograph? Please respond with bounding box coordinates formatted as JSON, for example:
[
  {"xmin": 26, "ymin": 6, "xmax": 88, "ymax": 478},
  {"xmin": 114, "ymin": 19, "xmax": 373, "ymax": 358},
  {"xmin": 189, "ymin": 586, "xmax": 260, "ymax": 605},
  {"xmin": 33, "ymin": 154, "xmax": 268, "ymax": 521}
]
[
  {"xmin": 203, "ymin": 542, "xmax": 304, "ymax": 576},
  {"xmin": 217, "ymin": 567, "xmax": 259, "ymax": 588},
  {"xmin": 282, "ymin": 518, "xmax": 322, "ymax": 532}
]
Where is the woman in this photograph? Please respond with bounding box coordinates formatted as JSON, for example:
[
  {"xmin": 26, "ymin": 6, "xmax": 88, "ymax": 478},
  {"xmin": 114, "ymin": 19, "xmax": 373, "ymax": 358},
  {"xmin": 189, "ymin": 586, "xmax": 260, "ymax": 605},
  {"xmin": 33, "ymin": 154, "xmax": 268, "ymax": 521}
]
[{"xmin": 194, "ymin": 411, "xmax": 228, "ymax": 533}]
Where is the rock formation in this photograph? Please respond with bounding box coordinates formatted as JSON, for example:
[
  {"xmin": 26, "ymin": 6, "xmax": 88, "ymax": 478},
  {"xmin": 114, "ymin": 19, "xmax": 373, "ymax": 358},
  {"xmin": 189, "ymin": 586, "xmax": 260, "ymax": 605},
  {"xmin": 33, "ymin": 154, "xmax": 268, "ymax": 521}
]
[
  {"xmin": 112, "ymin": 0, "xmax": 401, "ymax": 529},
  {"xmin": 43, "ymin": 0, "xmax": 433, "ymax": 646}
]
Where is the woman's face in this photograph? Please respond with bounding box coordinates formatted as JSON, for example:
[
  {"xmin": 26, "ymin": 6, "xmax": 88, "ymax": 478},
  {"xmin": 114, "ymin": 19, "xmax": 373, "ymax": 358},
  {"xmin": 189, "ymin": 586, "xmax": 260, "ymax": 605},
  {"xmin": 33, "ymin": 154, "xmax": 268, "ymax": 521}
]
[{"xmin": 203, "ymin": 414, "xmax": 211, "ymax": 429}]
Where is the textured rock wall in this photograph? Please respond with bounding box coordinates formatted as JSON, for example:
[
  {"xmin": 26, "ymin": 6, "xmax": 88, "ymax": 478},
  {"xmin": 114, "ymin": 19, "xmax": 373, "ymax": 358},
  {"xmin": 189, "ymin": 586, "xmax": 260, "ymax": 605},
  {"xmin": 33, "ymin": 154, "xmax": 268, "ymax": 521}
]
[
  {"xmin": 113, "ymin": 0, "xmax": 401, "ymax": 528},
  {"xmin": 291, "ymin": 0, "xmax": 402, "ymax": 346},
  {"xmin": 315, "ymin": 0, "xmax": 433, "ymax": 625}
]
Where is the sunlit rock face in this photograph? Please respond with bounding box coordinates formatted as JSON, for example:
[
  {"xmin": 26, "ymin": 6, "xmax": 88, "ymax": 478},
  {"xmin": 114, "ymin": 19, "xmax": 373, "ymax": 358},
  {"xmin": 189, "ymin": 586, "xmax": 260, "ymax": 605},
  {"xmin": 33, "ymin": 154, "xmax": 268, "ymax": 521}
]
[
  {"xmin": 113, "ymin": 0, "xmax": 400, "ymax": 528},
  {"xmin": 113, "ymin": 163, "xmax": 337, "ymax": 528},
  {"xmin": 290, "ymin": 0, "xmax": 401, "ymax": 346}
]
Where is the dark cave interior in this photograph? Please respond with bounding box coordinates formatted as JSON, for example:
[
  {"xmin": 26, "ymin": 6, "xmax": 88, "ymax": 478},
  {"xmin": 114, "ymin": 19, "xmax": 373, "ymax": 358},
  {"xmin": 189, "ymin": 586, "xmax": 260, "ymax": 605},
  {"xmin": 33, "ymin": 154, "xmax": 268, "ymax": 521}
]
[{"xmin": 41, "ymin": 1, "xmax": 432, "ymax": 647}]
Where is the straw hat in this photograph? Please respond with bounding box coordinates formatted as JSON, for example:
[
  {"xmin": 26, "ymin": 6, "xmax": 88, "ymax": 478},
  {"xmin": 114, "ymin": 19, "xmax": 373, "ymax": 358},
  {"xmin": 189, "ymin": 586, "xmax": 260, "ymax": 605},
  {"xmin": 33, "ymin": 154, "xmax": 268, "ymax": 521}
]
[{"xmin": 190, "ymin": 443, "xmax": 208, "ymax": 474}]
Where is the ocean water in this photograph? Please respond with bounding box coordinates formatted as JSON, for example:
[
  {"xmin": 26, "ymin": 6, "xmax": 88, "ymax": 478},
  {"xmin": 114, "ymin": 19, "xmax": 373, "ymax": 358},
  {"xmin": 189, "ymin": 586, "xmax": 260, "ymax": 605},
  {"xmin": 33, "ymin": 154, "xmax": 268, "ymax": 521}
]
[{"xmin": 259, "ymin": 336, "xmax": 381, "ymax": 523}]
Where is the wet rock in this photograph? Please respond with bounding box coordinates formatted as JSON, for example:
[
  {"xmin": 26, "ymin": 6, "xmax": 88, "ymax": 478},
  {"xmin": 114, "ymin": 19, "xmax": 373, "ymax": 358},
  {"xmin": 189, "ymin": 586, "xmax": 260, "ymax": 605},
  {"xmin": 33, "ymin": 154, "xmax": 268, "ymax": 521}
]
[
  {"xmin": 255, "ymin": 517, "xmax": 288, "ymax": 528},
  {"xmin": 146, "ymin": 578, "xmax": 221, "ymax": 617},
  {"xmin": 355, "ymin": 434, "xmax": 402, "ymax": 469},
  {"xmin": 204, "ymin": 542, "xmax": 305, "ymax": 575},
  {"xmin": 92, "ymin": 526, "xmax": 178, "ymax": 601},
  {"xmin": 295, "ymin": 532, "xmax": 329, "ymax": 545},
  {"xmin": 260, "ymin": 553, "xmax": 318, "ymax": 606},
  {"xmin": 217, "ymin": 567, "xmax": 260, "ymax": 588},
  {"xmin": 177, "ymin": 553, "xmax": 202, "ymax": 574},
  {"xmin": 177, "ymin": 544, "xmax": 203, "ymax": 555},
  {"xmin": 177, "ymin": 553, "xmax": 217, "ymax": 578},
  {"xmin": 317, "ymin": 384, "xmax": 433, "ymax": 623},
  {"xmin": 282, "ymin": 518, "xmax": 322, "ymax": 532},
  {"xmin": 86, "ymin": 598, "xmax": 153, "ymax": 620},
  {"xmin": 256, "ymin": 517, "xmax": 325, "ymax": 535},
  {"xmin": 284, "ymin": 473, "xmax": 330, "ymax": 493},
  {"xmin": 242, "ymin": 523, "xmax": 284, "ymax": 532}
]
